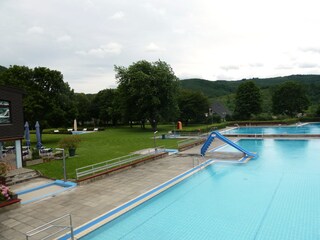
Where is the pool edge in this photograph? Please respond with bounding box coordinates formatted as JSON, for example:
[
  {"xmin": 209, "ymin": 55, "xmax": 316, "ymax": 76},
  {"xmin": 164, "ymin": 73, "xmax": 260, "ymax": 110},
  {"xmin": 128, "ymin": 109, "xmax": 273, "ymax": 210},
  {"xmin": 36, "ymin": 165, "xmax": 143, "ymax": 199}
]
[{"xmin": 58, "ymin": 159, "xmax": 214, "ymax": 240}]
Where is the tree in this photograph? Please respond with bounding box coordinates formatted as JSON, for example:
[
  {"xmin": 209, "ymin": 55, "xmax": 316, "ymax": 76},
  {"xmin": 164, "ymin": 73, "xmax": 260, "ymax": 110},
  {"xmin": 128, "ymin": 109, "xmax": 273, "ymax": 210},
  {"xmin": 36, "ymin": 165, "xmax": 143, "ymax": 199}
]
[
  {"xmin": 272, "ymin": 81, "xmax": 310, "ymax": 117},
  {"xmin": 90, "ymin": 89, "xmax": 121, "ymax": 126},
  {"xmin": 178, "ymin": 89, "xmax": 209, "ymax": 125},
  {"xmin": 0, "ymin": 65, "xmax": 76, "ymax": 128},
  {"xmin": 74, "ymin": 93, "xmax": 91, "ymax": 125},
  {"xmin": 234, "ymin": 81, "xmax": 262, "ymax": 120},
  {"xmin": 115, "ymin": 60, "xmax": 180, "ymax": 130}
]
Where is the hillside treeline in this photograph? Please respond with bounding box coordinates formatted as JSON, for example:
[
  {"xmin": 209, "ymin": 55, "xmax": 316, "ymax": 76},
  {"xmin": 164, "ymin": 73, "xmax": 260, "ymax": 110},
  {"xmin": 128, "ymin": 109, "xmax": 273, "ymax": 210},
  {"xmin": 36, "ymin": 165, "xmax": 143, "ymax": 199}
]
[
  {"xmin": 0, "ymin": 63, "xmax": 210, "ymax": 129},
  {"xmin": 1, "ymin": 63, "xmax": 319, "ymax": 129},
  {"xmin": 181, "ymin": 75, "xmax": 320, "ymax": 116}
]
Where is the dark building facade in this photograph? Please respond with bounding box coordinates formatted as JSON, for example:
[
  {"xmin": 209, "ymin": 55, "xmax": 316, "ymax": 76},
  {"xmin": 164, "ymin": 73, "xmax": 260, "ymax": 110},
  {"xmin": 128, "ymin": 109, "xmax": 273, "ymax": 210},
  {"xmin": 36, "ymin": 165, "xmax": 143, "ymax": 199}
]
[
  {"xmin": 0, "ymin": 87, "xmax": 24, "ymax": 140},
  {"xmin": 0, "ymin": 86, "xmax": 24, "ymax": 168}
]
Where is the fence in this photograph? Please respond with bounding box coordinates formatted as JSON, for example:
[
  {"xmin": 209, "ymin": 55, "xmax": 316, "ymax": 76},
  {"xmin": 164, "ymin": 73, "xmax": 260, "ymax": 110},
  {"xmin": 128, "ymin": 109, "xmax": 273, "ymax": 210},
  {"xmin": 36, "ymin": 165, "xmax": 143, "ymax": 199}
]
[
  {"xmin": 25, "ymin": 214, "xmax": 74, "ymax": 240},
  {"xmin": 177, "ymin": 137, "xmax": 206, "ymax": 151},
  {"xmin": 76, "ymin": 147, "xmax": 166, "ymax": 180}
]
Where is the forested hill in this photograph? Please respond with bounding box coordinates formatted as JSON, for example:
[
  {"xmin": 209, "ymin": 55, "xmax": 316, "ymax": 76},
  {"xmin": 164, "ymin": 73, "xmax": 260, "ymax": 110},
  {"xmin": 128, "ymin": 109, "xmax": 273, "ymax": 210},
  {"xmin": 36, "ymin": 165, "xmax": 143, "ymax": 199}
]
[
  {"xmin": 180, "ymin": 75, "xmax": 320, "ymax": 101},
  {"xmin": 0, "ymin": 65, "xmax": 7, "ymax": 72}
]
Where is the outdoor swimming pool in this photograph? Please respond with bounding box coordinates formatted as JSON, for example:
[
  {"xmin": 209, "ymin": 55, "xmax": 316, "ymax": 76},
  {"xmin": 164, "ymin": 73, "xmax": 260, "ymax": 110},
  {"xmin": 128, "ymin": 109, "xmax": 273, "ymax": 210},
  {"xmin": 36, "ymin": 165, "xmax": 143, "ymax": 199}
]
[
  {"xmin": 224, "ymin": 122, "xmax": 320, "ymax": 135},
  {"xmin": 75, "ymin": 139, "xmax": 320, "ymax": 239}
]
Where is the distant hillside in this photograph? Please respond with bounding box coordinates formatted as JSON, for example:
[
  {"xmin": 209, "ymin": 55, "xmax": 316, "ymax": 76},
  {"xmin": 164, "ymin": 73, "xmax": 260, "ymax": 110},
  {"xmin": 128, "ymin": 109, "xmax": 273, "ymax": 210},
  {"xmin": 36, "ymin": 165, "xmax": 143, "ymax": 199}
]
[
  {"xmin": 181, "ymin": 74, "xmax": 320, "ymax": 97},
  {"xmin": 0, "ymin": 65, "xmax": 7, "ymax": 72},
  {"xmin": 180, "ymin": 74, "xmax": 320, "ymax": 112},
  {"xmin": 179, "ymin": 78, "xmax": 238, "ymax": 98},
  {"xmin": 180, "ymin": 75, "xmax": 320, "ymax": 98}
]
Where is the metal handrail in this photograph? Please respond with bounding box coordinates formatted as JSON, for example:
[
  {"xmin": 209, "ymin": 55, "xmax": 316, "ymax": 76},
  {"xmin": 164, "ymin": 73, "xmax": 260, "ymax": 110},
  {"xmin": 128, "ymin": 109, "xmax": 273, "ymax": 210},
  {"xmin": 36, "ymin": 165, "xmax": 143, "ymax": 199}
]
[
  {"xmin": 25, "ymin": 214, "xmax": 74, "ymax": 240},
  {"xmin": 177, "ymin": 137, "xmax": 205, "ymax": 147},
  {"xmin": 193, "ymin": 158, "xmax": 200, "ymax": 168},
  {"xmin": 76, "ymin": 147, "xmax": 166, "ymax": 179}
]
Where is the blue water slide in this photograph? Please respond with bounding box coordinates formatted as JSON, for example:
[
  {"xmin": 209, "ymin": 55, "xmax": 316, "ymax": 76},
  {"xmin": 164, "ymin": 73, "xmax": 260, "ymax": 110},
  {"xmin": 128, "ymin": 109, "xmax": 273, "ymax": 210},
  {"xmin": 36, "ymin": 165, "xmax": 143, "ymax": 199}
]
[{"xmin": 201, "ymin": 131, "xmax": 257, "ymax": 158}]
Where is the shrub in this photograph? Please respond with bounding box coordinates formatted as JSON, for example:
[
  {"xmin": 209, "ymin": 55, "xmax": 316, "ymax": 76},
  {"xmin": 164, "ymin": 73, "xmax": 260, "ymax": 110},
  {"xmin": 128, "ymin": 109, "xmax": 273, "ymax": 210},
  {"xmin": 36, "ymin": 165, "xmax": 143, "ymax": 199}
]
[
  {"xmin": 32, "ymin": 148, "xmax": 40, "ymax": 160},
  {"xmin": 0, "ymin": 162, "xmax": 10, "ymax": 176},
  {"xmin": 0, "ymin": 185, "xmax": 13, "ymax": 202},
  {"xmin": 58, "ymin": 135, "xmax": 81, "ymax": 149}
]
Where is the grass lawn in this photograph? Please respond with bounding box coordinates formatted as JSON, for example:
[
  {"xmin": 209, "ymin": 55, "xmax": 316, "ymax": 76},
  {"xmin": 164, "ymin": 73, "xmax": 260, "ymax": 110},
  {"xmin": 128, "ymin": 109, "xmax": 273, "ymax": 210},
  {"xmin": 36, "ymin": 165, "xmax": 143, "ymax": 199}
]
[{"xmin": 27, "ymin": 125, "xmax": 183, "ymax": 179}]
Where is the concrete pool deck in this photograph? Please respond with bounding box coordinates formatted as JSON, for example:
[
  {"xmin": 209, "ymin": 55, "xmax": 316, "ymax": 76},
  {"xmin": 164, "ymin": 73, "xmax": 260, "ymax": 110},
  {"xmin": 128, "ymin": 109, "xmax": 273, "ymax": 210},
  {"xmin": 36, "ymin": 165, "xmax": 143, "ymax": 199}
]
[{"xmin": 0, "ymin": 140, "xmax": 227, "ymax": 240}]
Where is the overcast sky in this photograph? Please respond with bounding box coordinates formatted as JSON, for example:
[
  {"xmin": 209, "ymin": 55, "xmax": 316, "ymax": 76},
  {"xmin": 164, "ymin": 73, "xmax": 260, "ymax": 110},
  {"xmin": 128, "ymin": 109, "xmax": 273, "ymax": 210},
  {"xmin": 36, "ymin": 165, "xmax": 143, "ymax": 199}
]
[{"xmin": 1, "ymin": 0, "xmax": 320, "ymax": 93}]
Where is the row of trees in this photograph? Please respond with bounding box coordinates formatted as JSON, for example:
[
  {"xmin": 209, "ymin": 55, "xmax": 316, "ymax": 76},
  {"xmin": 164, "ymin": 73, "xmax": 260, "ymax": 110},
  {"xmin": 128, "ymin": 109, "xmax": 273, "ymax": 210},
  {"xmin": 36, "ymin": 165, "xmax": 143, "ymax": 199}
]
[
  {"xmin": 0, "ymin": 66, "xmax": 76, "ymax": 129},
  {"xmin": 0, "ymin": 61, "xmax": 313, "ymax": 129},
  {"xmin": 234, "ymin": 81, "xmax": 310, "ymax": 120},
  {"xmin": 0, "ymin": 62, "xmax": 210, "ymax": 129},
  {"xmin": 74, "ymin": 61, "xmax": 210, "ymax": 130}
]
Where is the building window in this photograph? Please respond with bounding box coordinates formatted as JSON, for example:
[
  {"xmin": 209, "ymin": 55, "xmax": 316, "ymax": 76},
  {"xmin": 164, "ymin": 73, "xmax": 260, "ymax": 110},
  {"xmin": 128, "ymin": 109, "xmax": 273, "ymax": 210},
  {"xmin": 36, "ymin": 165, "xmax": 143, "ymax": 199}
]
[{"xmin": 0, "ymin": 100, "xmax": 11, "ymax": 124}]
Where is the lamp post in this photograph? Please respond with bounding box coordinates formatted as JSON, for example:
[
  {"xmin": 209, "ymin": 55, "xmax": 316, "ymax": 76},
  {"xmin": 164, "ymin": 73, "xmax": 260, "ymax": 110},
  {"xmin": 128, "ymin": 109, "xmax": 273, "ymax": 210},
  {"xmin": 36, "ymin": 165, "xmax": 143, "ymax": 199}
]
[
  {"xmin": 153, "ymin": 131, "xmax": 158, "ymax": 152},
  {"xmin": 55, "ymin": 148, "xmax": 66, "ymax": 182},
  {"xmin": 204, "ymin": 113, "xmax": 209, "ymax": 134},
  {"xmin": 209, "ymin": 107, "xmax": 213, "ymax": 125}
]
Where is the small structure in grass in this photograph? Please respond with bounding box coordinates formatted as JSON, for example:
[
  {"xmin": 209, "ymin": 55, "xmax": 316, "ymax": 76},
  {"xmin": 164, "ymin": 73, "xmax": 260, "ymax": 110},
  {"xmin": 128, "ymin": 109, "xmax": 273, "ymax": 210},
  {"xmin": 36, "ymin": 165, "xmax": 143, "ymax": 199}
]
[{"xmin": 58, "ymin": 135, "xmax": 81, "ymax": 157}]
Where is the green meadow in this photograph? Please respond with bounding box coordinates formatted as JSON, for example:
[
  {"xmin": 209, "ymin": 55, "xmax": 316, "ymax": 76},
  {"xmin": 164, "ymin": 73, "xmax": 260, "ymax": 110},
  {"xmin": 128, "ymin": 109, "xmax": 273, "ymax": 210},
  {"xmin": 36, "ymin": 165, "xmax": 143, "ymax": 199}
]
[{"xmin": 26, "ymin": 125, "xmax": 193, "ymax": 179}]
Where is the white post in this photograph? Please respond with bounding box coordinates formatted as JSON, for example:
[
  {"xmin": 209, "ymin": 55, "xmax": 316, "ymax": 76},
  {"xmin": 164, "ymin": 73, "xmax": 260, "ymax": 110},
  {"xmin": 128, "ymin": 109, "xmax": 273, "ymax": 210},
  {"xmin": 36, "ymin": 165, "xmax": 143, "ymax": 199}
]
[
  {"xmin": 15, "ymin": 140, "xmax": 22, "ymax": 168},
  {"xmin": 56, "ymin": 148, "xmax": 66, "ymax": 181},
  {"xmin": 153, "ymin": 131, "xmax": 158, "ymax": 152}
]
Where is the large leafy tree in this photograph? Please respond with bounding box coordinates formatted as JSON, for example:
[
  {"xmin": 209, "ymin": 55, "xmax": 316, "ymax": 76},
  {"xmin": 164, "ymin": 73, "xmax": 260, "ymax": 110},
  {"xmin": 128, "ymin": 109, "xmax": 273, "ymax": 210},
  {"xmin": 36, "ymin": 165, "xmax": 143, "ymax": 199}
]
[
  {"xmin": 234, "ymin": 81, "xmax": 262, "ymax": 120},
  {"xmin": 0, "ymin": 65, "xmax": 76, "ymax": 128},
  {"xmin": 178, "ymin": 89, "xmax": 209, "ymax": 125},
  {"xmin": 90, "ymin": 89, "xmax": 121, "ymax": 126},
  {"xmin": 74, "ymin": 93, "xmax": 92, "ymax": 125},
  {"xmin": 272, "ymin": 81, "xmax": 310, "ymax": 116},
  {"xmin": 115, "ymin": 60, "xmax": 180, "ymax": 130}
]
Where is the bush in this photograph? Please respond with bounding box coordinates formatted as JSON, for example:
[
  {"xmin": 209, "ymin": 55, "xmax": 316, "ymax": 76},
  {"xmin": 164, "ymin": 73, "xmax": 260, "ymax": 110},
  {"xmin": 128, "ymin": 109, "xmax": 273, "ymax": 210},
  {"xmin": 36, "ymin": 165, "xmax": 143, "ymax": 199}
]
[
  {"xmin": 0, "ymin": 162, "xmax": 10, "ymax": 176},
  {"xmin": 32, "ymin": 148, "xmax": 40, "ymax": 160},
  {"xmin": 0, "ymin": 185, "xmax": 14, "ymax": 202},
  {"xmin": 58, "ymin": 135, "xmax": 81, "ymax": 149},
  {"xmin": 251, "ymin": 113, "xmax": 273, "ymax": 121}
]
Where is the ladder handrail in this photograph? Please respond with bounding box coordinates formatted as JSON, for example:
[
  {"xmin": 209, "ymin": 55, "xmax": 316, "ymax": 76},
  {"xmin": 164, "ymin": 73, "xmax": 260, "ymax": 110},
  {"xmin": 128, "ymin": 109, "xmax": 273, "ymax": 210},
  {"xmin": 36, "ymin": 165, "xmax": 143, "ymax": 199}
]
[{"xmin": 25, "ymin": 214, "xmax": 74, "ymax": 240}]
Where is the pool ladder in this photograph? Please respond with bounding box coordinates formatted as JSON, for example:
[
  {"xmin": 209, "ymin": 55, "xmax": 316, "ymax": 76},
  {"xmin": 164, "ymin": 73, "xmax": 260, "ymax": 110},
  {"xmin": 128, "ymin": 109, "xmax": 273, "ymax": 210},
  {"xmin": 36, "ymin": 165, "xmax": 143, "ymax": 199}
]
[
  {"xmin": 25, "ymin": 214, "xmax": 74, "ymax": 240},
  {"xmin": 193, "ymin": 157, "xmax": 200, "ymax": 168},
  {"xmin": 193, "ymin": 157, "xmax": 205, "ymax": 169}
]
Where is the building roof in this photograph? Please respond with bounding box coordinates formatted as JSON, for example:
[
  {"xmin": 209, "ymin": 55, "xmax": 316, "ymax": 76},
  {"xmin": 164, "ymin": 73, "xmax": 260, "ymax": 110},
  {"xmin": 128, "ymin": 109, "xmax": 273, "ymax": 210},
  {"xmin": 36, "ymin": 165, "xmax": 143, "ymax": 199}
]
[{"xmin": 211, "ymin": 102, "xmax": 232, "ymax": 118}]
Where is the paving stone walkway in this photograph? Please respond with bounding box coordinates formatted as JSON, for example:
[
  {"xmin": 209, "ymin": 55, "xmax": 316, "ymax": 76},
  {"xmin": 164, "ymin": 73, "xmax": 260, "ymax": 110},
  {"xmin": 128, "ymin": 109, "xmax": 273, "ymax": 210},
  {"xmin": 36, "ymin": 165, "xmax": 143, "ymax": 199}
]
[{"xmin": 0, "ymin": 140, "xmax": 226, "ymax": 240}]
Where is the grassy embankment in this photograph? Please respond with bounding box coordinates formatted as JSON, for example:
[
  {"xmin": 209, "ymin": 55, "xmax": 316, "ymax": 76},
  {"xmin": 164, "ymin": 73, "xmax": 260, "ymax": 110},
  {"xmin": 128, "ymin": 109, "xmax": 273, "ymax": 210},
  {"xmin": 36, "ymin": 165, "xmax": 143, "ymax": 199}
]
[
  {"xmin": 27, "ymin": 124, "xmax": 204, "ymax": 179},
  {"xmin": 26, "ymin": 119, "xmax": 301, "ymax": 179}
]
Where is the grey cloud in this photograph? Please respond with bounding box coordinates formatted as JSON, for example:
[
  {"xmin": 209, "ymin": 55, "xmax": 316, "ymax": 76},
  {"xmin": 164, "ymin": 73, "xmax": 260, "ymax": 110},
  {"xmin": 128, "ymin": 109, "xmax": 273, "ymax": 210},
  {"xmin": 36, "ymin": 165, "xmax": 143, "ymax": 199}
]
[
  {"xmin": 275, "ymin": 65, "xmax": 293, "ymax": 70},
  {"xmin": 220, "ymin": 65, "xmax": 239, "ymax": 71},
  {"xmin": 27, "ymin": 26, "xmax": 44, "ymax": 34},
  {"xmin": 215, "ymin": 74, "xmax": 235, "ymax": 80},
  {"xmin": 301, "ymin": 47, "xmax": 320, "ymax": 54},
  {"xmin": 145, "ymin": 43, "xmax": 164, "ymax": 52},
  {"xmin": 298, "ymin": 63, "xmax": 319, "ymax": 69},
  {"xmin": 110, "ymin": 11, "xmax": 125, "ymax": 20},
  {"xmin": 249, "ymin": 63, "xmax": 264, "ymax": 67},
  {"xmin": 2, "ymin": 0, "xmax": 320, "ymax": 93}
]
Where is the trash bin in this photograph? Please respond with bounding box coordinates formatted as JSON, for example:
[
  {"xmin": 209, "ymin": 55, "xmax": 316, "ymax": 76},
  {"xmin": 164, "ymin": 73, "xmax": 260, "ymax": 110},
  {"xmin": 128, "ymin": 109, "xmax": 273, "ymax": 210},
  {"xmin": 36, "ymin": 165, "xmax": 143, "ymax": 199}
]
[{"xmin": 162, "ymin": 134, "xmax": 166, "ymax": 139}]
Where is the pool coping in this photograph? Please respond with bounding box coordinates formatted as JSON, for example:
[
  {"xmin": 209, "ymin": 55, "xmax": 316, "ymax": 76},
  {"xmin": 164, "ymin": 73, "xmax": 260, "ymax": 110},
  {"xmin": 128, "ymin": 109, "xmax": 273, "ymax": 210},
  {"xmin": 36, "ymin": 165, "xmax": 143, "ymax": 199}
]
[
  {"xmin": 16, "ymin": 180, "xmax": 77, "ymax": 204},
  {"xmin": 59, "ymin": 139, "xmax": 256, "ymax": 239},
  {"xmin": 208, "ymin": 138, "xmax": 255, "ymax": 163},
  {"xmin": 58, "ymin": 158, "xmax": 215, "ymax": 240},
  {"xmin": 59, "ymin": 135, "xmax": 260, "ymax": 239},
  {"xmin": 223, "ymin": 134, "xmax": 320, "ymax": 138}
]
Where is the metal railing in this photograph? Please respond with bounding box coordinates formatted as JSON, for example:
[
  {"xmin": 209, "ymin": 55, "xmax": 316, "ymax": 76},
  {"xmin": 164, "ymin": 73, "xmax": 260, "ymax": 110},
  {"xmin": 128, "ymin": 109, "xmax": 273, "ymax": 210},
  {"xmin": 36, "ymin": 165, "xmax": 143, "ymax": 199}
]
[
  {"xmin": 193, "ymin": 157, "xmax": 200, "ymax": 168},
  {"xmin": 76, "ymin": 147, "xmax": 165, "ymax": 180},
  {"xmin": 178, "ymin": 131, "xmax": 202, "ymax": 137},
  {"xmin": 25, "ymin": 214, "xmax": 74, "ymax": 240},
  {"xmin": 177, "ymin": 137, "xmax": 205, "ymax": 148}
]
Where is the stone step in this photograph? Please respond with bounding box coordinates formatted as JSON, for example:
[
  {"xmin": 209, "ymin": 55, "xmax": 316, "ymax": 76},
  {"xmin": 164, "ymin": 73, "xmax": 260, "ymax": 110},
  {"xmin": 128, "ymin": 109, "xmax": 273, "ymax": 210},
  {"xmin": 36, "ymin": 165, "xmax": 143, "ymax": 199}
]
[{"xmin": 4, "ymin": 168, "xmax": 40, "ymax": 186}]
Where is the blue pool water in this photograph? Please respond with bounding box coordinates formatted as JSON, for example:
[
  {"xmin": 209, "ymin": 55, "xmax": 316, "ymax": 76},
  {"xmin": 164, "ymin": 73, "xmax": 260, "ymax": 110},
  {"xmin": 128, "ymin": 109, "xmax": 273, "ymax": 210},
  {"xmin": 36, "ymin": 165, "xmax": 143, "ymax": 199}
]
[
  {"xmin": 81, "ymin": 139, "xmax": 320, "ymax": 240},
  {"xmin": 224, "ymin": 123, "xmax": 320, "ymax": 135}
]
